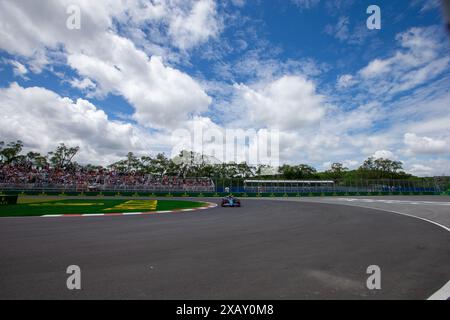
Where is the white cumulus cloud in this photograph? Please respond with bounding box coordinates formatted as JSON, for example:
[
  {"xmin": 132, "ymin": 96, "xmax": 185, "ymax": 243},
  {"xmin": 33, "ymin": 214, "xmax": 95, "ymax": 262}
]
[
  {"xmin": 0, "ymin": 0, "xmax": 215, "ymax": 130},
  {"xmin": 233, "ymin": 75, "xmax": 326, "ymax": 131},
  {"xmin": 0, "ymin": 83, "xmax": 167, "ymax": 164},
  {"xmin": 404, "ymin": 133, "xmax": 449, "ymax": 155}
]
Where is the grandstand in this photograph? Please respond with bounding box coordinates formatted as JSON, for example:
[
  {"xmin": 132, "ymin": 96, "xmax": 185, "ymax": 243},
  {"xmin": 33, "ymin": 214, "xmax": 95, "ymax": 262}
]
[
  {"xmin": 0, "ymin": 164, "xmax": 215, "ymax": 193},
  {"xmin": 244, "ymin": 180, "xmax": 335, "ymax": 193},
  {"xmin": 0, "ymin": 163, "xmax": 444, "ymax": 194}
]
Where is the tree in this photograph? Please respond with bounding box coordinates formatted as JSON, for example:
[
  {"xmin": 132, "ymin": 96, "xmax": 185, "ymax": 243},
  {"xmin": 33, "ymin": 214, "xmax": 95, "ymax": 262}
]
[
  {"xmin": 279, "ymin": 164, "xmax": 295, "ymax": 179},
  {"xmin": 152, "ymin": 153, "xmax": 171, "ymax": 176},
  {"xmin": 326, "ymin": 162, "xmax": 348, "ymax": 179},
  {"xmin": 237, "ymin": 162, "xmax": 254, "ymax": 178},
  {"xmin": 297, "ymin": 164, "xmax": 318, "ymax": 178},
  {"xmin": 279, "ymin": 164, "xmax": 317, "ymax": 179},
  {"xmin": 140, "ymin": 155, "xmax": 154, "ymax": 173},
  {"xmin": 109, "ymin": 153, "xmax": 141, "ymax": 173},
  {"xmin": 125, "ymin": 152, "xmax": 141, "ymax": 171},
  {"xmin": 255, "ymin": 164, "xmax": 276, "ymax": 176},
  {"xmin": 0, "ymin": 140, "xmax": 24, "ymax": 166},
  {"xmin": 360, "ymin": 157, "xmax": 376, "ymax": 171},
  {"xmin": 0, "ymin": 140, "xmax": 422, "ymax": 182},
  {"xmin": 199, "ymin": 164, "xmax": 216, "ymax": 178},
  {"xmin": 48, "ymin": 143, "xmax": 80, "ymax": 169},
  {"xmin": 358, "ymin": 157, "xmax": 405, "ymax": 179},
  {"xmin": 26, "ymin": 151, "xmax": 48, "ymax": 169}
]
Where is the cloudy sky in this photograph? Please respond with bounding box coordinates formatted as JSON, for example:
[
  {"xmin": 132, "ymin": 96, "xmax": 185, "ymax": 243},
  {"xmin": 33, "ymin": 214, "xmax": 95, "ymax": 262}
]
[{"xmin": 0, "ymin": 0, "xmax": 449, "ymax": 176}]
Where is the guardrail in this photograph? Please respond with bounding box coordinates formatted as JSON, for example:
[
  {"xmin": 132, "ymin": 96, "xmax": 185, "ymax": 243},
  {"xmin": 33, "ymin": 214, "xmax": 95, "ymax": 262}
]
[{"xmin": 0, "ymin": 190, "xmax": 447, "ymax": 197}]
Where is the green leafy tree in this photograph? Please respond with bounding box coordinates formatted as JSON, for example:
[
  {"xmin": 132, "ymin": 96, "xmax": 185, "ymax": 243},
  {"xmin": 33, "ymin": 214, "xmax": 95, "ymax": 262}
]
[
  {"xmin": 0, "ymin": 140, "xmax": 24, "ymax": 166},
  {"xmin": 26, "ymin": 151, "xmax": 49, "ymax": 168},
  {"xmin": 358, "ymin": 157, "xmax": 405, "ymax": 179},
  {"xmin": 279, "ymin": 164, "xmax": 317, "ymax": 179},
  {"xmin": 325, "ymin": 162, "xmax": 348, "ymax": 179},
  {"xmin": 48, "ymin": 143, "xmax": 80, "ymax": 169}
]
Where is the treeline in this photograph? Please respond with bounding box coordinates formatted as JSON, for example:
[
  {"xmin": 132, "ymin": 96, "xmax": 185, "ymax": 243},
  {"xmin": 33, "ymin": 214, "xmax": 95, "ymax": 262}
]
[
  {"xmin": 0, "ymin": 140, "xmax": 415, "ymax": 180},
  {"xmin": 0, "ymin": 140, "xmax": 79, "ymax": 171},
  {"xmin": 278, "ymin": 160, "xmax": 412, "ymax": 181}
]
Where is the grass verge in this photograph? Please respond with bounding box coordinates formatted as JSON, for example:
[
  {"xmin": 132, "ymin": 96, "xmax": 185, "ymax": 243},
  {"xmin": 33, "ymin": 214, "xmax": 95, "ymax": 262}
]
[{"xmin": 0, "ymin": 198, "xmax": 207, "ymax": 217}]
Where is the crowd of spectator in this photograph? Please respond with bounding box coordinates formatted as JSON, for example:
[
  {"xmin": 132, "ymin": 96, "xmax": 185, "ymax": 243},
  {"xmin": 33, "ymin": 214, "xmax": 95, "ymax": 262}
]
[{"xmin": 0, "ymin": 164, "xmax": 215, "ymax": 192}]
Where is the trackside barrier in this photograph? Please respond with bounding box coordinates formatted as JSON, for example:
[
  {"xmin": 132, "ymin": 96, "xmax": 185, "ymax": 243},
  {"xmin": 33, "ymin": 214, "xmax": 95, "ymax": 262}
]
[
  {"xmin": 0, "ymin": 195, "xmax": 18, "ymax": 205},
  {"xmin": 0, "ymin": 190, "xmax": 446, "ymax": 197}
]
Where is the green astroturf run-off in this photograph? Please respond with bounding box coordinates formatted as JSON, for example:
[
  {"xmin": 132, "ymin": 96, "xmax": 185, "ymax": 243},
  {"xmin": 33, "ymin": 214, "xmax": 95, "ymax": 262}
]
[{"xmin": 0, "ymin": 199, "xmax": 207, "ymax": 217}]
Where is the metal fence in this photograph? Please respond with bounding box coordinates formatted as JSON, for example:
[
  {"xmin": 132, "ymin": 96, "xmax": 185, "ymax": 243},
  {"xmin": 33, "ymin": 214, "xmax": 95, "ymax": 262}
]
[
  {"xmin": 0, "ymin": 178, "xmax": 448, "ymax": 195},
  {"xmin": 0, "ymin": 183, "xmax": 215, "ymax": 193},
  {"xmin": 213, "ymin": 178, "xmax": 448, "ymax": 194}
]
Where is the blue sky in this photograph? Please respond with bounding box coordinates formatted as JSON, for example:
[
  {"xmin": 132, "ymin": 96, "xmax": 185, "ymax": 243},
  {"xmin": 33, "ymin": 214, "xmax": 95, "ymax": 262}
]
[{"xmin": 0, "ymin": 0, "xmax": 449, "ymax": 175}]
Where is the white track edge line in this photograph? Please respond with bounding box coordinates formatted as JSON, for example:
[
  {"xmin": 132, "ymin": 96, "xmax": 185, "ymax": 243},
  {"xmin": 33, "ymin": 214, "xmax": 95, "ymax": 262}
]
[
  {"xmin": 262, "ymin": 198, "xmax": 450, "ymax": 300},
  {"xmin": 36, "ymin": 201, "xmax": 218, "ymax": 218},
  {"xmin": 427, "ymin": 280, "xmax": 450, "ymax": 300},
  {"xmin": 335, "ymin": 203, "xmax": 450, "ymax": 300},
  {"xmin": 331, "ymin": 202, "xmax": 450, "ymax": 233}
]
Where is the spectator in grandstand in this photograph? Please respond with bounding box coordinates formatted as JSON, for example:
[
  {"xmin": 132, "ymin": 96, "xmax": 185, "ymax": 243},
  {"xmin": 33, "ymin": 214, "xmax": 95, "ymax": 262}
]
[{"xmin": 0, "ymin": 163, "xmax": 214, "ymax": 192}]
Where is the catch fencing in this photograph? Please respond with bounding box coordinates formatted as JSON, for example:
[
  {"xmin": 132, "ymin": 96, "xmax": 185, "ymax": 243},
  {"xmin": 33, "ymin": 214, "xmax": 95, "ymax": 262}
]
[{"xmin": 0, "ymin": 177, "xmax": 449, "ymax": 197}]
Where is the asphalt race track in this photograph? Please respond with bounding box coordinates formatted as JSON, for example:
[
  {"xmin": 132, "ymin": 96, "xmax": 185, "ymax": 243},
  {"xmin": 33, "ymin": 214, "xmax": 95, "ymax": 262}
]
[
  {"xmin": 256, "ymin": 196, "xmax": 450, "ymax": 228},
  {"xmin": 0, "ymin": 197, "xmax": 449, "ymax": 299}
]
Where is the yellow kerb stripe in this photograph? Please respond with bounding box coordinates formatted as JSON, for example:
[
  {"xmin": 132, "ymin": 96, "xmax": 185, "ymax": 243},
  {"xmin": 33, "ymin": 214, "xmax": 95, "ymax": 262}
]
[{"xmin": 103, "ymin": 200, "xmax": 158, "ymax": 211}]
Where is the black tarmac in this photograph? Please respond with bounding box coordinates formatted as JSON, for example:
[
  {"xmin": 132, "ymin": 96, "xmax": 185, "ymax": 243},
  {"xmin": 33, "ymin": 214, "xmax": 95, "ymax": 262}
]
[{"xmin": 0, "ymin": 197, "xmax": 449, "ymax": 299}]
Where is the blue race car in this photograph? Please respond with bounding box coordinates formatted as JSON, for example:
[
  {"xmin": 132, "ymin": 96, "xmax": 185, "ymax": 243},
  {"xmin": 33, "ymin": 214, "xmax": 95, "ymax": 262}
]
[{"xmin": 221, "ymin": 196, "xmax": 241, "ymax": 207}]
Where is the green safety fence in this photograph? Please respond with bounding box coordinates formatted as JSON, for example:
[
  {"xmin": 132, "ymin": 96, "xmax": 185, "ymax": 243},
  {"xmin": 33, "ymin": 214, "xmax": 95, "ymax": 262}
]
[{"xmin": 0, "ymin": 190, "xmax": 445, "ymax": 198}]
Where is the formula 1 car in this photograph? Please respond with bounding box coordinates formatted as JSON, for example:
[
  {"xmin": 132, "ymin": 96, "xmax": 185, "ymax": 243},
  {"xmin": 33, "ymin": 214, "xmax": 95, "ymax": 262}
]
[{"xmin": 221, "ymin": 196, "xmax": 241, "ymax": 207}]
